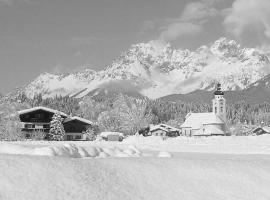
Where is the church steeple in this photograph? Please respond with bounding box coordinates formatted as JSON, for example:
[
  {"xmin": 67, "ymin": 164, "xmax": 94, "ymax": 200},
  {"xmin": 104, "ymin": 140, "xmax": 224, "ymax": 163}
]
[
  {"xmin": 214, "ymin": 83, "xmax": 224, "ymax": 95},
  {"xmin": 212, "ymin": 83, "xmax": 226, "ymax": 122}
]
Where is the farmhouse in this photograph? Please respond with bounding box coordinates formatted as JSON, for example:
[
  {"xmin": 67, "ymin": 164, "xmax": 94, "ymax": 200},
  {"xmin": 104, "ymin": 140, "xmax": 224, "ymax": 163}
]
[
  {"xmin": 149, "ymin": 124, "xmax": 180, "ymax": 137},
  {"xmin": 63, "ymin": 116, "xmax": 93, "ymax": 140},
  {"xmin": 181, "ymin": 84, "xmax": 230, "ymax": 136},
  {"xmin": 252, "ymin": 126, "xmax": 270, "ymax": 135},
  {"xmin": 18, "ymin": 106, "xmax": 92, "ymax": 140}
]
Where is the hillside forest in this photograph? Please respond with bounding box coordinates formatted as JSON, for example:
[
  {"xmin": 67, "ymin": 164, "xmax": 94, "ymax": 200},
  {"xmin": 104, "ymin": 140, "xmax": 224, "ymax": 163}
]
[{"xmin": 1, "ymin": 93, "xmax": 270, "ymax": 140}]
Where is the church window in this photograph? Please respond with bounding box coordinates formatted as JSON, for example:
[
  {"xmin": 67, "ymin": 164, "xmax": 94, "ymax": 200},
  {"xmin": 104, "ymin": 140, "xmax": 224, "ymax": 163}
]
[
  {"xmin": 215, "ymin": 107, "xmax": 217, "ymax": 113},
  {"xmin": 221, "ymin": 107, "xmax": 223, "ymax": 112}
]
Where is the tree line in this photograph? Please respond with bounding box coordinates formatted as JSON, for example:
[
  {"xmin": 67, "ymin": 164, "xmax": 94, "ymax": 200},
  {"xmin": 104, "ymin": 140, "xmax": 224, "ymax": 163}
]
[{"xmin": 1, "ymin": 92, "xmax": 270, "ymax": 139}]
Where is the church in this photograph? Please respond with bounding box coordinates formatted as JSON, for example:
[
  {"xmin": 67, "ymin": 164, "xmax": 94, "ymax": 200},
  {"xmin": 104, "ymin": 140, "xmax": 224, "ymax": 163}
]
[{"xmin": 180, "ymin": 84, "xmax": 230, "ymax": 136}]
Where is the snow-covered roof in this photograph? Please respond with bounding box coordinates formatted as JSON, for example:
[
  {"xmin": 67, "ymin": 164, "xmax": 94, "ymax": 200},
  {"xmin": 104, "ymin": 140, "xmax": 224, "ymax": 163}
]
[
  {"xmin": 180, "ymin": 112, "xmax": 225, "ymax": 129},
  {"xmin": 100, "ymin": 132, "xmax": 124, "ymax": 137},
  {"xmin": 150, "ymin": 127, "xmax": 169, "ymax": 133},
  {"xmin": 253, "ymin": 126, "xmax": 270, "ymax": 133},
  {"xmin": 262, "ymin": 126, "xmax": 270, "ymax": 133},
  {"xmin": 18, "ymin": 106, "xmax": 68, "ymax": 117},
  {"xmin": 150, "ymin": 124, "xmax": 180, "ymax": 132},
  {"xmin": 63, "ymin": 116, "xmax": 92, "ymax": 125}
]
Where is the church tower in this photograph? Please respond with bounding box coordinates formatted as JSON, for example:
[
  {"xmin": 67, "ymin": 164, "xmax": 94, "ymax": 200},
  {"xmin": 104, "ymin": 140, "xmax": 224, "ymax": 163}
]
[{"xmin": 212, "ymin": 83, "xmax": 226, "ymax": 122}]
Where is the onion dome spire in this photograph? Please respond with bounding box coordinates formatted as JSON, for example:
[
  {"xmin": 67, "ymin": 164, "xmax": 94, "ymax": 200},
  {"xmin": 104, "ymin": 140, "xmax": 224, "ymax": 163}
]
[{"xmin": 214, "ymin": 83, "xmax": 224, "ymax": 95}]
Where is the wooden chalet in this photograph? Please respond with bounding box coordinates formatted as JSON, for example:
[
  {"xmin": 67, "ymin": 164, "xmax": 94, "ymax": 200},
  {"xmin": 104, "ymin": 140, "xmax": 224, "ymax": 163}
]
[
  {"xmin": 18, "ymin": 106, "xmax": 92, "ymax": 140},
  {"xmin": 63, "ymin": 116, "xmax": 92, "ymax": 140},
  {"xmin": 18, "ymin": 106, "xmax": 68, "ymax": 134},
  {"xmin": 149, "ymin": 124, "xmax": 180, "ymax": 137}
]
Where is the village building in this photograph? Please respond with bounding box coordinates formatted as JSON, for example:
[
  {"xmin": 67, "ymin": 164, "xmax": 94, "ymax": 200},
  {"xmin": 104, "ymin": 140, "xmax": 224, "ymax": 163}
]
[
  {"xmin": 252, "ymin": 126, "xmax": 270, "ymax": 135},
  {"xmin": 63, "ymin": 116, "xmax": 93, "ymax": 140},
  {"xmin": 149, "ymin": 124, "xmax": 180, "ymax": 137},
  {"xmin": 180, "ymin": 84, "xmax": 230, "ymax": 136},
  {"xmin": 18, "ymin": 106, "xmax": 92, "ymax": 140}
]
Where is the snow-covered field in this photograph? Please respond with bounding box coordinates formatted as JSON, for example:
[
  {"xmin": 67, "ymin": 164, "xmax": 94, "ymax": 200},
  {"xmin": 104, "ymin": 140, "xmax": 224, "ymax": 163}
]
[{"xmin": 1, "ymin": 135, "xmax": 270, "ymax": 200}]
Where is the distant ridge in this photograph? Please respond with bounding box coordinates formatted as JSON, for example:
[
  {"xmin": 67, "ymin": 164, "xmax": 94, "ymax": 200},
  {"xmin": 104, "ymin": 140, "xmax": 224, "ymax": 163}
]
[{"xmin": 160, "ymin": 75, "xmax": 270, "ymax": 104}]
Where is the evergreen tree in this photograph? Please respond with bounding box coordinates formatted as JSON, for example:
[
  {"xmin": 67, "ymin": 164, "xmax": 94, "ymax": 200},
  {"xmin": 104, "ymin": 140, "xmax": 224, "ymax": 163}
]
[
  {"xmin": 84, "ymin": 127, "xmax": 96, "ymax": 141},
  {"xmin": 49, "ymin": 112, "xmax": 65, "ymax": 141}
]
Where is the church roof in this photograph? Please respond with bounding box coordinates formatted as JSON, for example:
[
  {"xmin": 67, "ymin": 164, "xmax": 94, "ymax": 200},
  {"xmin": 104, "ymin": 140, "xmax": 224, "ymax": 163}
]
[{"xmin": 180, "ymin": 112, "xmax": 225, "ymax": 129}]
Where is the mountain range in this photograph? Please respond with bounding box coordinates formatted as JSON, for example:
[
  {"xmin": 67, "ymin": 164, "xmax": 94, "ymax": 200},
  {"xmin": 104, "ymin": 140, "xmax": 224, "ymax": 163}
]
[{"xmin": 8, "ymin": 37, "xmax": 270, "ymax": 103}]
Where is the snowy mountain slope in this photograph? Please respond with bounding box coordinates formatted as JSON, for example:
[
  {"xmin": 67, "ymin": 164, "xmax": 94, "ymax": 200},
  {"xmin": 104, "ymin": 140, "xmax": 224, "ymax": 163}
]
[
  {"xmin": 24, "ymin": 37, "xmax": 270, "ymax": 99},
  {"xmin": 160, "ymin": 74, "xmax": 270, "ymax": 104}
]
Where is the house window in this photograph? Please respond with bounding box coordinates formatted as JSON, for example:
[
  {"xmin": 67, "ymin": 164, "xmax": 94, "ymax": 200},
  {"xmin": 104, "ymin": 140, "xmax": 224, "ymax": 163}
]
[
  {"xmin": 43, "ymin": 124, "xmax": 50, "ymax": 129},
  {"xmin": 75, "ymin": 135, "xmax": 82, "ymax": 140},
  {"xmin": 25, "ymin": 124, "xmax": 35, "ymax": 129},
  {"xmin": 67, "ymin": 135, "xmax": 73, "ymax": 141}
]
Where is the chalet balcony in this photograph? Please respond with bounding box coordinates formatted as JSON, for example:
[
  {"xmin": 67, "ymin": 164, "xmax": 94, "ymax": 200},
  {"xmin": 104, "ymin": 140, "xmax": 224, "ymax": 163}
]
[{"xmin": 20, "ymin": 122, "xmax": 50, "ymax": 131}]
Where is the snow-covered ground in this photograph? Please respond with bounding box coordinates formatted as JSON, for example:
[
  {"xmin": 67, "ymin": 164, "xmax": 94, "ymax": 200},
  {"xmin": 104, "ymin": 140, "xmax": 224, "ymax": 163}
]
[
  {"xmin": 124, "ymin": 135, "xmax": 270, "ymax": 154},
  {"xmin": 1, "ymin": 135, "xmax": 270, "ymax": 200}
]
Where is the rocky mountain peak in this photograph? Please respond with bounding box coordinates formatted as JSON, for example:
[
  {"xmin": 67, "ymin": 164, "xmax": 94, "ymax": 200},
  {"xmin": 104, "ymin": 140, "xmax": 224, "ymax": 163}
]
[
  {"xmin": 210, "ymin": 37, "xmax": 241, "ymax": 57},
  {"xmin": 20, "ymin": 37, "xmax": 270, "ymax": 99}
]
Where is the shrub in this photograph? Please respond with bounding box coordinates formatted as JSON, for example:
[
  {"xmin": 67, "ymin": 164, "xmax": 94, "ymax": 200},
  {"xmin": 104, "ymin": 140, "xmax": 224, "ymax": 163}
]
[{"xmin": 84, "ymin": 128, "xmax": 96, "ymax": 141}]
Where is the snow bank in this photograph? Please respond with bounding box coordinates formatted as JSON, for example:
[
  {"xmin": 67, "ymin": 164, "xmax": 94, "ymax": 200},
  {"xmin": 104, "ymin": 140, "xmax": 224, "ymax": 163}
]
[
  {"xmin": 0, "ymin": 143, "xmax": 141, "ymax": 158},
  {"xmin": 158, "ymin": 151, "xmax": 172, "ymax": 157},
  {"xmin": 1, "ymin": 152, "xmax": 270, "ymax": 200},
  {"xmin": 123, "ymin": 135, "xmax": 270, "ymax": 154},
  {"xmin": 100, "ymin": 132, "xmax": 124, "ymax": 137}
]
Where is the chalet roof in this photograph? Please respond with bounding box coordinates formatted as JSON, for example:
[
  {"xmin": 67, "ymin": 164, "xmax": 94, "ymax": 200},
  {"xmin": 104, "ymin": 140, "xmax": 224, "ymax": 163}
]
[
  {"xmin": 63, "ymin": 116, "xmax": 92, "ymax": 125},
  {"xmin": 180, "ymin": 112, "xmax": 225, "ymax": 129},
  {"xmin": 18, "ymin": 106, "xmax": 68, "ymax": 117},
  {"xmin": 150, "ymin": 127, "xmax": 169, "ymax": 133},
  {"xmin": 150, "ymin": 124, "xmax": 180, "ymax": 133}
]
